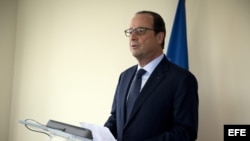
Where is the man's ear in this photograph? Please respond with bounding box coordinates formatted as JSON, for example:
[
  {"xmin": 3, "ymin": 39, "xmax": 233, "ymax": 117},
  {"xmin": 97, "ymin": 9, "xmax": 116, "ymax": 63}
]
[{"xmin": 157, "ymin": 32, "xmax": 165, "ymax": 45}]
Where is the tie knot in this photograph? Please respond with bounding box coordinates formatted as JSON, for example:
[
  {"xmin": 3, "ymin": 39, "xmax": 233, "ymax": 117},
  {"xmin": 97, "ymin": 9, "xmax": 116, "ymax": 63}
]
[{"xmin": 136, "ymin": 69, "xmax": 146, "ymax": 78}]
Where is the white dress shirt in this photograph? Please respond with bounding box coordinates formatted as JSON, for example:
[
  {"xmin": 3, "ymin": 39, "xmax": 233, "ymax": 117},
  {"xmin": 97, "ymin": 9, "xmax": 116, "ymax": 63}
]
[{"xmin": 137, "ymin": 54, "xmax": 164, "ymax": 90}]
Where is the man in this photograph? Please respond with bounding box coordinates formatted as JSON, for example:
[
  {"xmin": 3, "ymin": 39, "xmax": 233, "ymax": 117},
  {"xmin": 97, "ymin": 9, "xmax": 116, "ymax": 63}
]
[{"xmin": 104, "ymin": 11, "xmax": 198, "ymax": 141}]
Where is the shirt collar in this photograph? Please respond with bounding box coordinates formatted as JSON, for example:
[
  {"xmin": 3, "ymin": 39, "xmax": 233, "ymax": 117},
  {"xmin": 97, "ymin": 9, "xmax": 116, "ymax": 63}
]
[{"xmin": 137, "ymin": 54, "xmax": 164, "ymax": 74}]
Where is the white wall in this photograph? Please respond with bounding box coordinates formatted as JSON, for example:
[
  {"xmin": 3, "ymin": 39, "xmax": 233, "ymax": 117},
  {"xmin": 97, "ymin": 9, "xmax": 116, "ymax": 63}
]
[
  {"xmin": 7, "ymin": 0, "xmax": 250, "ymax": 141},
  {"xmin": 187, "ymin": 1, "xmax": 250, "ymax": 140},
  {"xmin": 0, "ymin": 0, "xmax": 17, "ymax": 141}
]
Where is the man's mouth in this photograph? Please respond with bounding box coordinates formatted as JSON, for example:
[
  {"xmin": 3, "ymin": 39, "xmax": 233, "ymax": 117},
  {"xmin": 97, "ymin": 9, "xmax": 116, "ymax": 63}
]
[{"xmin": 131, "ymin": 43, "xmax": 139, "ymax": 48}]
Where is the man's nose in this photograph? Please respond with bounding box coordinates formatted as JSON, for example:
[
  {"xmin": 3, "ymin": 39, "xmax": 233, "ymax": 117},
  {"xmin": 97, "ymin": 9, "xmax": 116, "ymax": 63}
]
[{"xmin": 130, "ymin": 32, "xmax": 137, "ymax": 40}]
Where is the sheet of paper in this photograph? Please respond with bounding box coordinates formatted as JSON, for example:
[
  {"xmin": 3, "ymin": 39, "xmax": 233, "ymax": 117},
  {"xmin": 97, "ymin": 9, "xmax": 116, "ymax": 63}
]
[{"xmin": 79, "ymin": 122, "xmax": 116, "ymax": 141}]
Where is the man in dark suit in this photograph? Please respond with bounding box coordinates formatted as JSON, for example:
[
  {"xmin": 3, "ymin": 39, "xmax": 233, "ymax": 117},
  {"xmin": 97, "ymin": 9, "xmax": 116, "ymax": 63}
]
[{"xmin": 104, "ymin": 11, "xmax": 198, "ymax": 141}]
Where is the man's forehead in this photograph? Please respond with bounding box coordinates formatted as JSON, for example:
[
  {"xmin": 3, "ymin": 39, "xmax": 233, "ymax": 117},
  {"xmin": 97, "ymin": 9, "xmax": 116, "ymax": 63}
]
[{"xmin": 130, "ymin": 14, "xmax": 153, "ymax": 28}]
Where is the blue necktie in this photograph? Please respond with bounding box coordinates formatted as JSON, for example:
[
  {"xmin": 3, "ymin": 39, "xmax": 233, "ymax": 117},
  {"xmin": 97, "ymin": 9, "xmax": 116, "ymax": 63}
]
[{"xmin": 126, "ymin": 69, "xmax": 146, "ymax": 121}]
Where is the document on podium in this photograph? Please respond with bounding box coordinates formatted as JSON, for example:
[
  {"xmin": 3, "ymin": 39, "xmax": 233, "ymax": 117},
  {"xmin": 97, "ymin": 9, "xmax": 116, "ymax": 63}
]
[{"xmin": 80, "ymin": 122, "xmax": 115, "ymax": 141}]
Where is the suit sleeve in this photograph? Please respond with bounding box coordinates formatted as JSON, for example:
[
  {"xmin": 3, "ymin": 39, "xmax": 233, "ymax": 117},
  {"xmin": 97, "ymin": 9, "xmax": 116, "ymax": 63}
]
[
  {"xmin": 104, "ymin": 98, "xmax": 117, "ymax": 138},
  {"xmin": 104, "ymin": 74, "xmax": 122, "ymax": 139}
]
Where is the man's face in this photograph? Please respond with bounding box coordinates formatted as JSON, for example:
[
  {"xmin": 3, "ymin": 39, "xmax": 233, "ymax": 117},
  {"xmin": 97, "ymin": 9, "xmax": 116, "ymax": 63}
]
[{"xmin": 128, "ymin": 14, "xmax": 163, "ymax": 60}]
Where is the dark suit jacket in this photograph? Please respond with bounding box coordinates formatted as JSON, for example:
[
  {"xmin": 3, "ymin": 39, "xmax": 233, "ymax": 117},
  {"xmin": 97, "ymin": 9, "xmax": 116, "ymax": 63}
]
[{"xmin": 104, "ymin": 56, "xmax": 198, "ymax": 141}]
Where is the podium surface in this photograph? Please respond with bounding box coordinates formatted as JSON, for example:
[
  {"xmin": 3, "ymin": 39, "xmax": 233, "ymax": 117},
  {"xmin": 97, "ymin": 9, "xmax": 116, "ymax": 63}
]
[{"xmin": 19, "ymin": 119, "xmax": 93, "ymax": 141}]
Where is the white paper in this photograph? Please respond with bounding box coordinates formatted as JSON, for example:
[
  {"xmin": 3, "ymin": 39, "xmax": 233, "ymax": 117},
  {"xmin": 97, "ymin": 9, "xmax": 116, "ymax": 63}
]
[{"xmin": 79, "ymin": 122, "xmax": 116, "ymax": 141}]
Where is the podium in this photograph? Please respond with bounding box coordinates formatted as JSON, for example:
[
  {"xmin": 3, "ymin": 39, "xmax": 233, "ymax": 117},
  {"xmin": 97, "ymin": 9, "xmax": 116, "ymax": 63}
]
[{"xmin": 19, "ymin": 119, "xmax": 93, "ymax": 141}]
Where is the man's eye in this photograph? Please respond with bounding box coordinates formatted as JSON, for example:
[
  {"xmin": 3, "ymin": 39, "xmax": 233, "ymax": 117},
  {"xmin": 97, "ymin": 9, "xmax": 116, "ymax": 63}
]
[
  {"xmin": 128, "ymin": 29, "xmax": 133, "ymax": 33},
  {"xmin": 136, "ymin": 28, "xmax": 145, "ymax": 34}
]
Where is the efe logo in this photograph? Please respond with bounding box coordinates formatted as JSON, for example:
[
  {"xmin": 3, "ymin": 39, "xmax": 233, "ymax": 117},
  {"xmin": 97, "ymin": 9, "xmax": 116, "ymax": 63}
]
[{"xmin": 224, "ymin": 125, "xmax": 250, "ymax": 141}]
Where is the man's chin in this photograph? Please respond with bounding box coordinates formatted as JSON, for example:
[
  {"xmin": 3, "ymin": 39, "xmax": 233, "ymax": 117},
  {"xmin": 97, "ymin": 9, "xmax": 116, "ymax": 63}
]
[{"xmin": 132, "ymin": 53, "xmax": 143, "ymax": 60}]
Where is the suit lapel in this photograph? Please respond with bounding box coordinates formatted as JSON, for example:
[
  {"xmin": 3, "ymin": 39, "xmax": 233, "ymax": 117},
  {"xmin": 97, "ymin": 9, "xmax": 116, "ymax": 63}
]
[
  {"xmin": 120, "ymin": 66, "xmax": 137, "ymax": 126},
  {"xmin": 124, "ymin": 57, "xmax": 169, "ymax": 126}
]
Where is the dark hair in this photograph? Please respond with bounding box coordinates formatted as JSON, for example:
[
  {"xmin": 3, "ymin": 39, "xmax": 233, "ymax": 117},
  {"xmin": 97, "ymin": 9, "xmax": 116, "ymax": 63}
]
[{"xmin": 136, "ymin": 11, "xmax": 166, "ymax": 48}]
